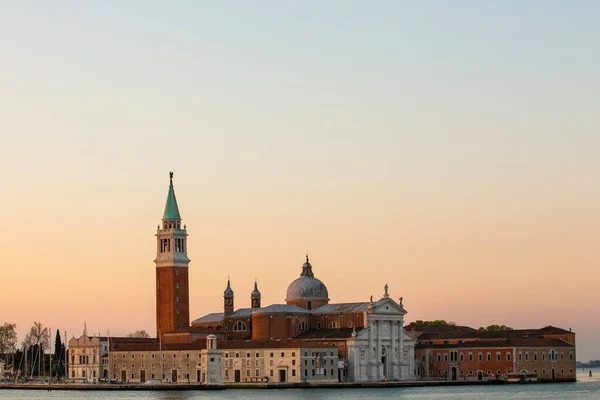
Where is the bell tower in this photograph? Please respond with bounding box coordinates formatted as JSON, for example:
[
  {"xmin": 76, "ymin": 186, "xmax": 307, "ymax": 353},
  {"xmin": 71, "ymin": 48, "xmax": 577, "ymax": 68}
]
[{"xmin": 155, "ymin": 172, "xmax": 190, "ymax": 338}]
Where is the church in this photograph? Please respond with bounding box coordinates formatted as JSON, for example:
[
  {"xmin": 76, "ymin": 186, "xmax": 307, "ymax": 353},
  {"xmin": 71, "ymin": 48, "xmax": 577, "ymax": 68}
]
[{"xmin": 155, "ymin": 173, "xmax": 416, "ymax": 382}]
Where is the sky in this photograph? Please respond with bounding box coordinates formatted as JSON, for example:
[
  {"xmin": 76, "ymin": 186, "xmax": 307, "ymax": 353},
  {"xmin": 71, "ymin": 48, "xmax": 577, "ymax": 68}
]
[{"xmin": 0, "ymin": 1, "xmax": 599, "ymax": 360}]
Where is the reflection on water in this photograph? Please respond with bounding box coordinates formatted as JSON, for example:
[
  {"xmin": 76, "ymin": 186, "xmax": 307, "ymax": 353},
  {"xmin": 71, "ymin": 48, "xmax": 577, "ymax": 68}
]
[{"xmin": 1, "ymin": 369, "xmax": 599, "ymax": 400}]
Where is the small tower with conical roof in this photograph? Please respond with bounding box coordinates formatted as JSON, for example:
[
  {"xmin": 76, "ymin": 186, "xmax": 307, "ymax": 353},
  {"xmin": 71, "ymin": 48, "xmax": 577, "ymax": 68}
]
[
  {"xmin": 224, "ymin": 279, "xmax": 234, "ymax": 317},
  {"xmin": 155, "ymin": 172, "xmax": 191, "ymax": 338},
  {"xmin": 251, "ymin": 280, "xmax": 261, "ymax": 308}
]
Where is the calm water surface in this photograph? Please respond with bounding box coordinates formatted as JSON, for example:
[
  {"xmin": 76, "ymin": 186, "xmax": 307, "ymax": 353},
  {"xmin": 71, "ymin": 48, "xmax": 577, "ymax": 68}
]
[{"xmin": 1, "ymin": 369, "xmax": 599, "ymax": 400}]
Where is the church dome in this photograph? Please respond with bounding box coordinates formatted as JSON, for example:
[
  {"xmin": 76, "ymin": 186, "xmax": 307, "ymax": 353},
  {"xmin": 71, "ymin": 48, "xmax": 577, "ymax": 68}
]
[{"xmin": 285, "ymin": 256, "xmax": 329, "ymax": 301}]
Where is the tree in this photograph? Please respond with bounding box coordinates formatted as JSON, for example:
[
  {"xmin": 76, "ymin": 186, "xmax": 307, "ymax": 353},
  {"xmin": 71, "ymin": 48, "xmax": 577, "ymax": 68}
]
[
  {"xmin": 0, "ymin": 322, "xmax": 18, "ymax": 353},
  {"xmin": 54, "ymin": 330, "xmax": 63, "ymax": 360},
  {"xmin": 411, "ymin": 320, "xmax": 454, "ymax": 326},
  {"xmin": 126, "ymin": 330, "xmax": 150, "ymax": 338},
  {"xmin": 54, "ymin": 329, "xmax": 65, "ymax": 377},
  {"xmin": 27, "ymin": 321, "xmax": 50, "ymax": 351},
  {"xmin": 22, "ymin": 321, "xmax": 50, "ymax": 377},
  {"xmin": 478, "ymin": 325, "xmax": 513, "ymax": 331}
]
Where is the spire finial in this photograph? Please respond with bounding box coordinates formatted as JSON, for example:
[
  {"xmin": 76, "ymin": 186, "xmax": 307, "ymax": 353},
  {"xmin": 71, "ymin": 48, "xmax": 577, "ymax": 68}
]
[
  {"xmin": 300, "ymin": 254, "xmax": 314, "ymax": 277},
  {"xmin": 163, "ymin": 171, "xmax": 181, "ymax": 220}
]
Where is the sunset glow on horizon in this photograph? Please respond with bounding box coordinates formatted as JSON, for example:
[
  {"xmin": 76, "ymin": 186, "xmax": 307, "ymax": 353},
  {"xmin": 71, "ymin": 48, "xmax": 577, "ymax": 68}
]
[{"xmin": 1, "ymin": 1, "xmax": 599, "ymax": 361}]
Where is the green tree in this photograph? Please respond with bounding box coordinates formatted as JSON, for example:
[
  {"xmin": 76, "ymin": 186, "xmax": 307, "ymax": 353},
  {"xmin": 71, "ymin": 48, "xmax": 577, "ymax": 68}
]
[
  {"xmin": 54, "ymin": 330, "xmax": 62, "ymax": 360},
  {"xmin": 0, "ymin": 322, "xmax": 18, "ymax": 353},
  {"xmin": 411, "ymin": 320, "xmax": 454, "ymax": 326},
  {"xmin": 478, "ymin": 325, "xmax": 513, "ymax": 331}
]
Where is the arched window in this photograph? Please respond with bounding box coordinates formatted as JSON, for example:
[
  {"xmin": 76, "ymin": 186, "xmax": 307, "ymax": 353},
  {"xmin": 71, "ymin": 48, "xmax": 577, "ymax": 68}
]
[
  {"xmin": 233, "ymin": 321, "xmax": 247, "ymax": 331},
  {"xmin": 299, "ymin": 321, "xmax": 308, "ymax": 331},
  {"xmin": 329, "ymin": 321, "xmax": 340, "ymax": 328}
]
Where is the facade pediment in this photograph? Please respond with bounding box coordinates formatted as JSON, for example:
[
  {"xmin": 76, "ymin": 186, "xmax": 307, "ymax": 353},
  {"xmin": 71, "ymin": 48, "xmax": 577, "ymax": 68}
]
[{"xmin": 371, "ymin": 298, "xmax": 406, "ymax": 317}]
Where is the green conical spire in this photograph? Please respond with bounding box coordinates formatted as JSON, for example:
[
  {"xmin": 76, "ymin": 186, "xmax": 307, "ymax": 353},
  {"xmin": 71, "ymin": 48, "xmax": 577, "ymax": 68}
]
[{"xmin": 163, "ymin": 171, "xmax": 181, "ymax": 220}]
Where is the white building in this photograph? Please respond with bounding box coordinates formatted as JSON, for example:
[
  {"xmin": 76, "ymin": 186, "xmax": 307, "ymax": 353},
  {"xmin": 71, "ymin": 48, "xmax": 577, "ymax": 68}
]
[{"xmin": 346, "ymin": 296, "xmax": 416, "ymax": 381}]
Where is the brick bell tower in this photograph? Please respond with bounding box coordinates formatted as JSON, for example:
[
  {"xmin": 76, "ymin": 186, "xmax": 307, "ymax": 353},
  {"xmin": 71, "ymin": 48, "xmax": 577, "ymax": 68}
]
[{"xmin": 155, "ymin": 172, "xmax": 190, "ymax": 338}]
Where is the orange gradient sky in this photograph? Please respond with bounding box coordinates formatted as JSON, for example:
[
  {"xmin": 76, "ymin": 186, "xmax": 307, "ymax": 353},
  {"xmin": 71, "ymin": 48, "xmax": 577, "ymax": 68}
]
[{"xmin": 1, "ymin": 1, "xmax": 599, "ymax": 360}]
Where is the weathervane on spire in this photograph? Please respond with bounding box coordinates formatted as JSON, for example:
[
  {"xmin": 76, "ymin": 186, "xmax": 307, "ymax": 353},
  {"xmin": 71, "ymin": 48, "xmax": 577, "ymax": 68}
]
[
  {"xmin": 306, "ymin": 253, "xmax": 309, "ymax": 263},
  {"xmin": 169, "ymin": 171, "xmax": 174, "ymax": 185}
]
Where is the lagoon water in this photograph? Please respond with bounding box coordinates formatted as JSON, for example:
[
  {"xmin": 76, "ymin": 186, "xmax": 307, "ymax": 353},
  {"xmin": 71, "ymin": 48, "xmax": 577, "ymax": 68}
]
[{"xmin": 1, "ymin": 369, "xmax": 599, "ymax": 400}]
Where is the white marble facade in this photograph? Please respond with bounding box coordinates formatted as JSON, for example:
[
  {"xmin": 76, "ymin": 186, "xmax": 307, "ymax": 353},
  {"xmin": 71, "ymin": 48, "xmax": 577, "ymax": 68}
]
[{"xmin": 347, "ymin": 297, "xmax": 416, "ymax": 381}]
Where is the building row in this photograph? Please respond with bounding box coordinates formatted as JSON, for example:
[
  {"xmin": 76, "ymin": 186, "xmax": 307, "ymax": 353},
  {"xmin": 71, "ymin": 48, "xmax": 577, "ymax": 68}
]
[
  {"xmin": 66, "ymin": 172, "xmax": 576, "ymax": 384},
  {"xmin": 409, "ymin": 323, "xmax": 576, "ymax": 381}
]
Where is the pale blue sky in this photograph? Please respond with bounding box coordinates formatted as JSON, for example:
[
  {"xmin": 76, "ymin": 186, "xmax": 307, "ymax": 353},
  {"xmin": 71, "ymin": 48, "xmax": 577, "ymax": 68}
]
[{"xmin": 1, "ymin": 1, "xmax": 599, "ymax": 360}]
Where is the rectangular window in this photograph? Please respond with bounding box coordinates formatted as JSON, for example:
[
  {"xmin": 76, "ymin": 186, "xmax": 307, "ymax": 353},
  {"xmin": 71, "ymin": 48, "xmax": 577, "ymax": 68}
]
[
  {"xmin": 507, "ymin": 353, "xmax": 511, "ymax": 361},
  {"xmin": 497, "ymin": 353, "xmax": 501, "ymax": 361},
  {"xmin": 487, "ymin": 353, "xmax": 491, "ymax": 362},
  {"xmin": 292, "ymin": 352, "xmax": 296, "ymax": 357},
  {"xmin": 281, "ymin": 352, "xmax": 285, "ymax": 357},
  {"xmin": 292, "ymin": 369, "xmax": 296, "ymax": 377},
  {"xmin": 570, "ymin": 352, "xmax": 573, "ymax": 360},
  {"xmin": 525, "ymin": 353, "xmax": 529, "ymax": 361},
  {"xmin": 478, "ymin": 353, "xmax": 482, "ymax": 361},
  {"xmin": 469, "ymin": 353, "xmax": 473, "ymax": 362},
  {"xmin": 270, "ymin": 370, "xmax": 273, "ymax": 377},
  {"xmin": 460, "ymin": 354, "xmax": 464, "ymax": 362},
  {"xmin": 519, "ymin": 353, "xmax": 522, "ymax": 361},
  {"xmin": 534, "ymin": 353, "xmax": 538, "ymax": 361},
  {"xmin": 256, "ymin": 369, "xmax": 260, "ymax": 377},
  {"xmin": 444, "ymin": 354, "xmax": 448, "ymax": 362}
]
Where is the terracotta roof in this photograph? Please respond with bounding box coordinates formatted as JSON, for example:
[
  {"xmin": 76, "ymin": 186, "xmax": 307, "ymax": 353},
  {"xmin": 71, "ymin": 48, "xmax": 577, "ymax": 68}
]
[
  {"xmin": 416, "ymin": 337, "xmax": 574, "ymax": 349},
  {"xmin": 405, "ymin": 324, "xmax": 477, "ymax": 334},
  {"xmin": 295, "ymin": 328, "xmax": 356, "ymax": 340},
  {"xmin": 417, "ymin": 326, "xmax": 574, "ymax": 341},
  {"xmin": 110, "ymin": 339, "xmax": 204, "ymax": 352},
  {"xmin": 164, "ymin": 326, "xmax": 223, "ymax": 334},
  {"xmin": 218, "ymin": 339, "xmax": 337, "ymax": 350}
]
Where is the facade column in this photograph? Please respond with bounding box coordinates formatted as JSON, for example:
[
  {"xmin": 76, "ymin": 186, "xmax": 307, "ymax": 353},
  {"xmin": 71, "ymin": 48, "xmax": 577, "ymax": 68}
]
[
  {"xmin": 398, "ymin": 319, "xmax": 404, "ymax": 378},
  {"xmin": 376, "ymin": 320, "xmax": 382, "ymax": 379},
  {"xmin": 368, "ymin": 324, "xmax": 374, "ymax": 362},
  {"xmin": 390, "ymin": 320, "xmax": 398, "ymax": 379}
]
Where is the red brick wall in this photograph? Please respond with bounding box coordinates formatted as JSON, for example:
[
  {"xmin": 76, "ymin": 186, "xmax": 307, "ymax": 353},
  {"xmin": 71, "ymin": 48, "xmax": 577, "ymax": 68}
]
[{"xmin": 156, "ymin": 267, "xmax": 189, "ymax": 337}]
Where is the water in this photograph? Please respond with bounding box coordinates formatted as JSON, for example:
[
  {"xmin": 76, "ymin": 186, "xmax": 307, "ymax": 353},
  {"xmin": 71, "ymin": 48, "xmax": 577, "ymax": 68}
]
[{"xmin": 1, "ymin": 369, "xmax": 599, "ymax": 400}]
